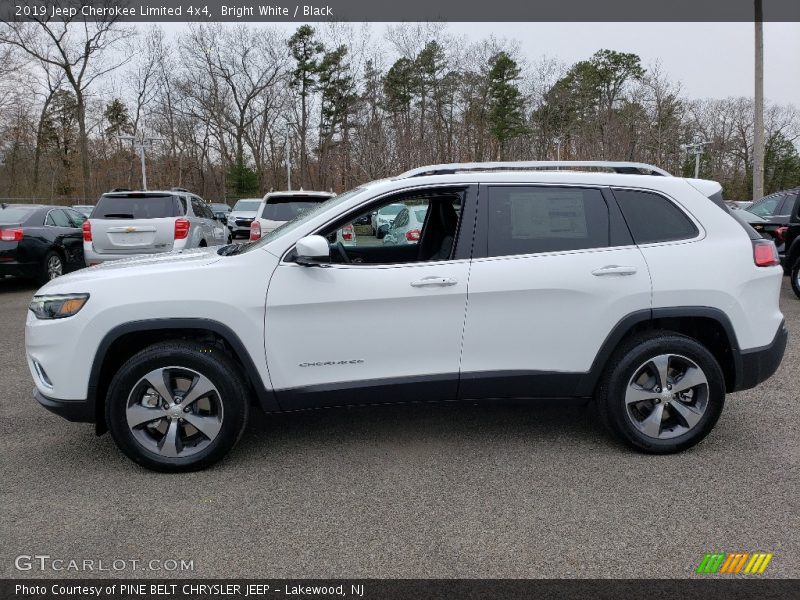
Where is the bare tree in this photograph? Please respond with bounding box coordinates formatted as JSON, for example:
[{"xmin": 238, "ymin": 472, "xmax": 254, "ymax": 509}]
[{"xmin": 1, "ymin": 4, "xmax": 133, "ymax": 198}]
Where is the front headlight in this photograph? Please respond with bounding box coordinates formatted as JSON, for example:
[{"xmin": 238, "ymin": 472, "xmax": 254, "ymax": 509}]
[{"xmin": 29, "ymin": 293, "xmax": 90, "ymax": 320}]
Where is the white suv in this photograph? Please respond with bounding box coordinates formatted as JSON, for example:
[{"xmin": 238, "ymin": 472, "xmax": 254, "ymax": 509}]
[
  {"xmin": 25, "ymin": 161, "xmax": 787, "ymax": 471},
  {"xmin": 249, "ymin": 190, "xmax": 335, "ymax": 241}
]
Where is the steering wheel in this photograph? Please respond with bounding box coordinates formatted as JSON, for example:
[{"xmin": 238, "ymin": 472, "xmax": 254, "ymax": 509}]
[{"xmin": 335, "ymin": 241, "xmax": 352, "ymax": 264}]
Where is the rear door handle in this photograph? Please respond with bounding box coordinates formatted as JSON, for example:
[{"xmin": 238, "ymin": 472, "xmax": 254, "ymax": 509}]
[
  {"xmin": 591, "ymin": 265, "xmax": 638, "ymax": 276},
  {"xmin": 410, "ymin": 276, "xmax": 458, "ymax": 287}
]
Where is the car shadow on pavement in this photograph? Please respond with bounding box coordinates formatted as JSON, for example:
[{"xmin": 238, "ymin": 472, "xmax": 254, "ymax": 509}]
[
  {"xmin": 0, "ymin": 276, "xmax": 39, "ymax": 294},
  {"xmin": 231, "ymin": 398, "xmax": 612, "ymax": 464}
]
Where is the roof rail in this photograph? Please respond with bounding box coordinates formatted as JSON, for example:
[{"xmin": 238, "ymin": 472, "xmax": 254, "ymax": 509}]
[
  {"xmin": 170, "ymin": 187, "xmax": 191, "ymax": 193},
  {"xmin": 396, "ymin": 161, "xmax": 672, "ymax": 179},
  {"xmin": 110, "ymin": 187, "xmax": 131, "ymax": 192}
]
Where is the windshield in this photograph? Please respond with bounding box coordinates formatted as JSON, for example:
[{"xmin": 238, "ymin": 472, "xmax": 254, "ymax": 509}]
[
  {"xmin": 239, "ymin": 188, "xmax": 364, "ymax": 253},
  {"xmin": 262, "ymin": 197, "xmax": 327, "ymax": 221},
  {"xmin": 233, "ymin": 200, "xmax": 261, "ymax": 212},
  {"xmin": 0, "ymin": 206, "xmax": 37, "ymax": 224},
  {"xmin": 210, "ymin": 203, "xmax": 229, "ymax": 211},
  {"xmin": 380, "ymin": 205, "xmax": 403, "ymax": 216}
]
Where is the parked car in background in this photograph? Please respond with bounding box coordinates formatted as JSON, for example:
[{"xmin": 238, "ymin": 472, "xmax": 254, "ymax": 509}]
[
  {"xmin": 72, "ymin": 205, "xmax": 95, "ymax": 218},
  {"xmin": 746, "ymin": 188, "xmax": 799, "ymax": 270},
  {"xmin": 249, "ymin": 191, "xmax": 334, "ymax": 241},
  {"xmin": 209, "ymin": 203, "xmax": 231, "ymax": 224},
  {"xmin": 1, "ymin": 204, "xmax": 86, "ymax": 283},
  {"xmin": 83, "ymin": 189, "xmax": 226, "ymax": 266},
  {"xmin": 372, "ymin": 203, "xmax": 404, "ymax": 239},
  {"xmin": 227, "ymin": 199, "xmax": 262, "ymax": 239},
  {"xmin": 382, "ymin": 204, "xmax": 429, "ymax": 245}
]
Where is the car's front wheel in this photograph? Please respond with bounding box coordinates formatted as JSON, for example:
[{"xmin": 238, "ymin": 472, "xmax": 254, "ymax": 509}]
[
  {"xmin": 595, "ymin": 332, "xmax": 725, "ymax": 453},
  {"xmin": 106, "ymin": 341, "xmax": 249, "ymax": 472}
]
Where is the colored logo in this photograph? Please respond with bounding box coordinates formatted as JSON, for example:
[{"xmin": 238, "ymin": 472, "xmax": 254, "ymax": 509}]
[{"xmin": 696, "ymin": 552, "xmax": 773, "ymax": 574}]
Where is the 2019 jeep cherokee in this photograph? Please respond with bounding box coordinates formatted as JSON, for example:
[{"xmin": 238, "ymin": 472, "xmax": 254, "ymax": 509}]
[{"xmin": 25, "ymin": 161, "xmax": 787, "ymax": 471}]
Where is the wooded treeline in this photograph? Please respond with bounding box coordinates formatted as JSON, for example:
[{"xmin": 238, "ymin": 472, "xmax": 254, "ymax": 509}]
[{"xmin": 1, "ymin": 20, "xmax": 798, "ymax": 204}]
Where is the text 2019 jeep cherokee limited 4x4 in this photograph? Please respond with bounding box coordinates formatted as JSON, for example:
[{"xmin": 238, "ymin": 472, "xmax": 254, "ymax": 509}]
[{"xmin": 25, "ymin": 161, "xmax": 787, "ymax": 471}]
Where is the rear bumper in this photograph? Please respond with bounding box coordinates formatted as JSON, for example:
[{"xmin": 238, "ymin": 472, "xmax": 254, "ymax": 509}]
[
  {"xmin": 34, "ymin": 388, "xmax": 94, "ymax": 423},
  {"xmin": 734, "ymin": 321, "xmax": 788, "ymax": 392}
]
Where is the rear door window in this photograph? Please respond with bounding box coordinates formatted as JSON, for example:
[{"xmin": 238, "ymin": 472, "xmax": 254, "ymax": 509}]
[
  {"xmin": 190, "ymin": 197, "xmax": 209, "ymax": 219},
  {"xmin": 46, "ymin": 209, "xmax": 71, "ymax": 227},
  {"xmin": 486, "ymin": 186, "xmax": 609, "ymax": 257},
  {"xmin": 613, "ymin": 189, "xmax": 698, "ymax": 244},
  {"xmin": 93, "ymin": 194, "xmax": 180, "ymax": 219}
]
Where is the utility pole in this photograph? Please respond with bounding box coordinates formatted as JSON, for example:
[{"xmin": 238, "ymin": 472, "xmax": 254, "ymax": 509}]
[
  {"xmin": 286, "ymin": 122, "xmax": 292, "ymax": 191},
  {"xmin": 682, "ymin": 141, "xmax": 710, "ymax": 178},
  {"xmin": 118, "ymin": 124, "xmax": 165, "ymax": 191},
  {"xmin": 753, "ymin": 0, "xmax": 765, "ymax": 201}
]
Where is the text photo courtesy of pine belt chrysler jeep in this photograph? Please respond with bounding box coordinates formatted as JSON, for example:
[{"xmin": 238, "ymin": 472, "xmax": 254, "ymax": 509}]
[{"xmin": 25, "ymin": 161, "xmax": 787, "ymax": 472}]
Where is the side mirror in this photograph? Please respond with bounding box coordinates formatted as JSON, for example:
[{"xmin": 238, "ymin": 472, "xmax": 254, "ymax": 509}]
[{"xmin": 295, "ymin": 235, "xmax": 330, "ymax": 266}]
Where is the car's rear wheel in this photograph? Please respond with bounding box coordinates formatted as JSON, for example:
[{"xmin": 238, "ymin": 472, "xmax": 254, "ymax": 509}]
[
  {"xmin": 40, "ymin": 251, "xmax": 64, "ymax": 284},
  {"xmin": 790, "ymin": 256, "xmax": 800, "ymax": 299},
  {"xmin": 106, "ymin": 341, "xmax": 249, "ymax": 472},
  {"xmin": 595, "ymin": 332, "xmax": 725, "ymax": 453}
]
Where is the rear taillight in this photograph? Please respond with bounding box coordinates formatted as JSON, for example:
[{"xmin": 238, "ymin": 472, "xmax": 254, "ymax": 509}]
[
  {"xmin": 405, "ymin": 229, "xmax": 420, "ymax": 242},
  {"xmin": 82, "ymin": 221, "xmax": 92, "ymax": 242},
  {"xmin": 774, "ymin": 226, "xmax": 788, "ymax": 245},
  {"xmin": 174, "ymin": 218, "xmax": 190, "ymax": 240},
  {"xmin": 0, "ymin": 228, "xmax": 23, "ymax": 242},
  {"xmin": 342, "ymin": 224, "xmax": 354, "ymax": 241},
  {"xmin": 753, "ymin": 239, "xmax": 780, "ymax": 267},
  {"xmin": 250, "ymin": 221, "xmax": 261, "ymax": 241}
]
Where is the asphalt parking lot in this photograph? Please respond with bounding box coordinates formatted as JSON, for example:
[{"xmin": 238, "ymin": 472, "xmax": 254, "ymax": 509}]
[{"xmin": 1, "ymin": 275, "xmax": 798, "ymax": 579}]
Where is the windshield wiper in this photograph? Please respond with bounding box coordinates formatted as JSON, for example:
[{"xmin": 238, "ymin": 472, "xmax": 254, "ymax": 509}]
[{"xmin": 102, "ymin": 213, "xmax": 135, "ymax": 219}]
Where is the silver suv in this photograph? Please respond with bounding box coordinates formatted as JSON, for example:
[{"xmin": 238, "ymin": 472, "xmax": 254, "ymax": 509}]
[{"xmin": 83, "ymin": 189, "xmax": 227, "ymax": 265}]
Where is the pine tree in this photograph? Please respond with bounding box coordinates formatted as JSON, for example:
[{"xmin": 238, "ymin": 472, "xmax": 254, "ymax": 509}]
[{"xmin": 487, "ymin": 52, "xmax": 528, "ymax": 160}]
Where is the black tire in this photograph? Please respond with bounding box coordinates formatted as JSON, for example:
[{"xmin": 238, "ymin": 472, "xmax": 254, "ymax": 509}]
[
  {"xmin": 106, "ymin": 340, "xmax": 249, "ymax": 472},
  {"xmin": 791, "ymin": 257, "xmax": 800, "ymax": 300},
  {"xmin": 595, "ymin": 332, "xmax": 725, "ymax": 454},
  {"xmin": 39, "ymin": 250, "xmax": 64, "ymax": 284}
]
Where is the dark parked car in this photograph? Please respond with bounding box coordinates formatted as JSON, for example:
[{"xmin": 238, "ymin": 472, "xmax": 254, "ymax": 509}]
[
  {"xmin": 746, "ymin": 189, "xmax": 799, "ymax": 268},
  {"xmin": 209, "ymin": 202, "xmax": 231, "ymax": 224},
  {"xmin": 0, "ymin": 204, "xmax": 87, "ymax": 284}
]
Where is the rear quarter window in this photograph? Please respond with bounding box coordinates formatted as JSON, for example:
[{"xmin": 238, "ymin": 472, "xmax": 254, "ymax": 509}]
[
  {"xmin": 92, "ymin": 194, "xmax": 181, "ymax": 219},
  {"xmin": 613, "ymin": 189, "xmax": 698, "ymax": 244}
]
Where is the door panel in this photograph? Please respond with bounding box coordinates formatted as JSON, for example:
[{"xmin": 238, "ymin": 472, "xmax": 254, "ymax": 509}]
[
  {"xmin": 459, "ymin": 183, "xmax": 651, "ymax": 399},
  {"xmin": 460, "ymin": 247, "xmax": 651, "ymax": 397},
  {"xmin": 265, "ymin": 260, "xmax": 470, "ymax": 408}
]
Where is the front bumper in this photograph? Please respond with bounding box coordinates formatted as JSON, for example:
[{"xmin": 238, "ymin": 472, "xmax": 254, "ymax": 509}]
[
  {"xmin": 34, "ymin": 389, "xmax": 94, "ymax": 423},
  {"xmin": 734, "ymin": 321, "xmax": 788, "ymax": 392}
]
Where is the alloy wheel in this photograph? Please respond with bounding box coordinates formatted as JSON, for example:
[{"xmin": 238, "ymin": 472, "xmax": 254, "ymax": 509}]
[
  {"xmin": 125, "ymin": 367, "xmax": 224, "ymax": 458},
  {"xmin": 47, "ymin": 255, "xmax": 63, "ymax": 279},
  {"xmin": 624, "ymin": 354, "xmax": 709, "ymax": 440}
]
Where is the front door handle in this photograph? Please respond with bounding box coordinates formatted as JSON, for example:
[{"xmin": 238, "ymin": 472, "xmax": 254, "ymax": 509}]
[
  {"xmin": 591, "ymin": 265, "xmax": 638, "ymax": 276},
  {"xmin": 410, "ymin": 276, "xmax": 458, "ymax": 287}
]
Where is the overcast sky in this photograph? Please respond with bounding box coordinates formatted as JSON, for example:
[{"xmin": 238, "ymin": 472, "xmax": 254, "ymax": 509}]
[{"xmin": 158, "ymin": 21, "xmax": 799, "ymax": 105}]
